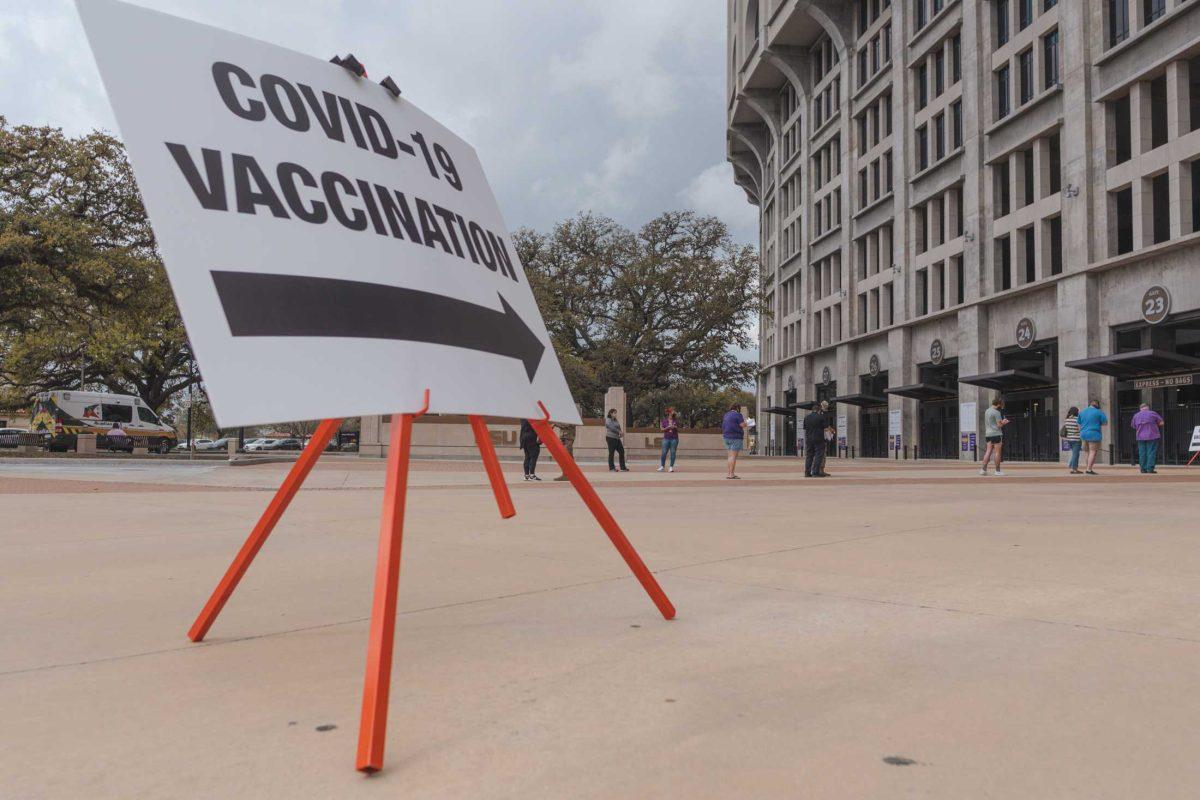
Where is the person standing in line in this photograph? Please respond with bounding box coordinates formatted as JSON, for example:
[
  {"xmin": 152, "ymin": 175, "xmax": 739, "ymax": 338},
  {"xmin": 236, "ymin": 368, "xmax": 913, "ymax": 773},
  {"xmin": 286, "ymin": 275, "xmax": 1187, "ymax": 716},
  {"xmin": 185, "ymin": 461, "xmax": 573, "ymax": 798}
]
[
  {"xmin": 519, "ymin": 419, "xmax": 541, "ymax": 481},
  {"xmin": 1062, "ymin": 406, "xmax": 1082, "ymax": 474},
  {"xmin": 1130, "ymin": 402, "xmax": 1165, "ymax": 474},
  {"xmin": 605, "ymin": 408, "xmax": 629, "ymax": 472},
  {"xmin": 553, "ymin": 419, "xmax": 576, "ymax": 481},
  {"xmin": 721, "ymin": 403, "xmax": 747, "ymax": 479},
  {"xmin": 802, "ymin": 401, "xmax": 830, "ymax": 478},
  {"xmin": 658, "ymin": 408, "xmax": 680, "ymax": 473},
  {"xmin": 979, "ymin": 397, "xmax": 1009, "ymax": 476},
  {"xmin": 1076, "ymin": 399, "xmax": 1108, "ymax": 475}
]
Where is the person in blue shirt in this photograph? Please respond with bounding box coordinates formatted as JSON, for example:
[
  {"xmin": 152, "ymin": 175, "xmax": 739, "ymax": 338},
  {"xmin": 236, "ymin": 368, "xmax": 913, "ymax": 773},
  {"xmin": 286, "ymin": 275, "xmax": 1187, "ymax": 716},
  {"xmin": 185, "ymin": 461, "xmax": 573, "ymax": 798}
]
[{"xmin": 1075, "ymin": 400, "xmax": 1108, "ymax": 475}]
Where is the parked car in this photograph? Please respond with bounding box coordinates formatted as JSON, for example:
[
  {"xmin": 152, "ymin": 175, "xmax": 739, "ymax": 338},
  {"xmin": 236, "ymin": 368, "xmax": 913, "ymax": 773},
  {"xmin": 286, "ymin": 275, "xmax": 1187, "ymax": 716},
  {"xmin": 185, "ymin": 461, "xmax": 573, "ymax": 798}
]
[
  {"xmin": 242, "ymin": 438, "xmax": 275, "ymax": 452},
  {"xmin": 261, "ymin": 438, "xmax": 303, "ymax": 451},
  {"xmin": 175, "ymin": 438, "xmax": 214, "ymax": 451},
  {"xmin": 196, "ymin": 437, "xmax": 231, "ymax": 452},
  {"xmin": 31, "ymin": 390, "xmax": 176, "ymax": 454},
  {"xmin": 0, "ymin": 427, "xmax": 29, "ymax": 448}
]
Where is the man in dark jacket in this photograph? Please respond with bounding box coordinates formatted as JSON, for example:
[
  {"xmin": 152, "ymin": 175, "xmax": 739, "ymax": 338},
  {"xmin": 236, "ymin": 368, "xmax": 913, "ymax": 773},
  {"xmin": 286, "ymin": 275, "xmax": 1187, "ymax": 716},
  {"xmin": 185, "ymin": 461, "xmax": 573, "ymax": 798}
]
[{"xmin": 803, "ymin": 402, "xmax": 832, "ymax": 477}]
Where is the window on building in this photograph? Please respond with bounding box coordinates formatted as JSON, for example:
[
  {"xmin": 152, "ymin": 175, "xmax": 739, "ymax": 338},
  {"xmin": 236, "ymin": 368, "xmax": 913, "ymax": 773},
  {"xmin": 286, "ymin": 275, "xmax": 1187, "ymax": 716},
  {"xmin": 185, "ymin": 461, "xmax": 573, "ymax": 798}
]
[
  {"xmin": 997, "ymin": 0, "xmax": 1010, "ymax": 47},
  {"xmin": 933, "ymin": 0, "xmax": 944, "ymax": 13},
  {"xmin": 917, "ymin": 125, "xmax": 929, "ymax": 170},
  {"xmin": 997, "ymin": 65, "xmax": 1011, "ymax": 118},
  {"xmin": 885, "ymin": 150, "xmax": 894, "ymax": 192},
  {"xmin": 1187, "ymin": 56, "xmax": 1200, "ymax": 133},
  {"xmin": 1022, "ymin": 226, "xmax": 1036, "ymax": 283},
  {"xmin": 1143, "ymin": 0, "xmax": 1165, "ymax": 25},
  {"xmin": 1048, "ymin": 132, "xmax": 1061, "ymax": 194},
  {"xmin": 953, "ymin": 186, "xmax": 964, "ymax": 237},
  {"xmin": 1112, "ymin": 94, "xmax": 1132, "ymax": 164},
  {"xmin": 1109, "ymin": 0, "xmax": 1129, "ymax": 46},
  {"xmin": 871, "ymin": 36, "xmax": 880, "ymax": 74},
  {"xmin": 1112, "ymin": 187, "xmax": 1133, "ymax": 255},
  {"xmin": 934, "ymin": 113, "xmax": 946, "ymax": 160},
  {"xmin": 954, "ymin": 255, "xmax": 965, "ymax": 304},
  {"xmin": 858, "ymin": 49, "xmax": 869, "ymax": 87},
  {"xmin": 1019, "ymin": 48, "xmax": 1034, "ymax": 104},
  {"xmin": 915, "ymin": 0, "xmax": 927, "ymax": 31},
  {"xmin": 1043, "ymin": 29, "xmax": 1059, "ymax": 88},
  {"xmin": 916, "ymin": 269, "xmax": 929, "ymax": 315},
  {"xmin": 858, "ymin": 114, "xmax": 868, "ymax": 154},
  {"xmin": 1048, "ymin": 216, "xmax": 1063, "ymax": 274},
  {"xmin": 872, "ymin": 159, "xmax": 881, "ymax": 198},
  {"xmin": 995, "ymin": 160, "xmax": 1011, "ymax": 216},
  {"xmin": 934, "ymin": 50, "xmax": 945, "ymax": 96},
  {"xmin": 951, "ymin": 100, "xmax": 963, "ymax": 148},
  {"xmin": 1151, "ymin": 172, "xmax": 1170, "ymax": 244},
  {"xmin": 916, "ymin": 63, "xmax": 928, "ymax": 109},
  {"xmin": 996, "ymin": 235, "xmax": 1013, "ymax": 290},
  {"xmin": 860, "ymin": 169, "xmax": 869, "ymax": 208},
  {"xmin": 859, "ymin": 293, "xmax": 869, "ymax": 334},
  {"xmin": 859, "ymin": 0, "xmax": 870, "ymax": 34},
  {"xmin": 1150, "ymin": 75, "xmax": 1168, "ymax": 150},
  {"xmin": 883, "ymin": 23, "xmax": 892, "ymax": 62},
  {"xmin": 1018, "ymin": 0, "xmax": 1033, "ymax": 30},
  {"xmin": 884, "ymin": 91, "xmax": 893, "ymax": 133},
  {"xmin": 1192, "ymin": 161, "xmax": 1200, "ymax": 233},
  {"xmin": 916, "ymin": 204, "xmax": 929, "ymax": 253},
  {"xmin": 1022, "ymin": 147, "xmax": 1035, "ymax": 206},
  {"xmin": 1044, "ymin": 0, "xmax": 1057, "ymax": 8}
]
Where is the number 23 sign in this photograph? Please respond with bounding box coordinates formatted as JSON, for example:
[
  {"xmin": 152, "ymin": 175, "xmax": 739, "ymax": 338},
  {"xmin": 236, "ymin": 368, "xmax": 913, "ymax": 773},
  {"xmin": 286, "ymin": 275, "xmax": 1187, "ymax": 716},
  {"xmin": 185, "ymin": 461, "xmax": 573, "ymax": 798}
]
[{"xmin": 1142, "ymin": 286, "xmax": 1171, "ymax": 325}]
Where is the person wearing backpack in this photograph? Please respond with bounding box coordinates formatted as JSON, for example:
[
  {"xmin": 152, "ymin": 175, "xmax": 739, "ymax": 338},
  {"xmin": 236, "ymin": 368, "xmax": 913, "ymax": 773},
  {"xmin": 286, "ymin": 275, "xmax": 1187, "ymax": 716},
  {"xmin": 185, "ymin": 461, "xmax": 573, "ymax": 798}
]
[{"xmin": 1061, "ymin": 406, "xmax": 1082, "ymax": 474}]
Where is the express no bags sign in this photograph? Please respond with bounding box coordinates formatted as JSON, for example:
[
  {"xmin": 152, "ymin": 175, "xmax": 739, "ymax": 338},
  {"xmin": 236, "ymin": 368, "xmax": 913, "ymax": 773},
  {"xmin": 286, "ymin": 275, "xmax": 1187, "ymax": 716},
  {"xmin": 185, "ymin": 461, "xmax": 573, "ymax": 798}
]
[{"xmin": 77, "ymin": 0, "xmax": 579, "ymax": 427}]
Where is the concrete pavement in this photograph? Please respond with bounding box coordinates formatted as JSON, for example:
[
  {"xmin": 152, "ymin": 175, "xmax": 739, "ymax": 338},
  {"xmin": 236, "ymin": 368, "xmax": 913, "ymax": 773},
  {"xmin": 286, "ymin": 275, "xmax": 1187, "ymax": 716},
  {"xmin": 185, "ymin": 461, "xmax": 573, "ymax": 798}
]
[{"xmin": 2, "ymin": 455, "xmax": 1199, "ymax": 798}]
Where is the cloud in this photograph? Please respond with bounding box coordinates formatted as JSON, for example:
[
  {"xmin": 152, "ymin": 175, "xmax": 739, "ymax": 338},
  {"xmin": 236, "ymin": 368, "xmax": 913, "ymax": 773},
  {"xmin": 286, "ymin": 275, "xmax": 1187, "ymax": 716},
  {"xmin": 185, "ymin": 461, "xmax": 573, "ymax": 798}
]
[
  {"xmin": 678, "ymin": 162, "xmax": 759, "ymax": 244},
  {"xmin": 1, "ymin": 0, "xmax": 755, "ymax": 245}
]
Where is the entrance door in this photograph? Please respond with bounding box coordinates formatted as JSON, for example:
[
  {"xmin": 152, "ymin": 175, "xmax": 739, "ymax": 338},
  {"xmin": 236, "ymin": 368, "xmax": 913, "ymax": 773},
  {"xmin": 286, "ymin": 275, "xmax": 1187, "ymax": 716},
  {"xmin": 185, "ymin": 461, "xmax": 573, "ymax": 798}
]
[
  {"xmin": 918, "ymin": 399, "xmax": 959, "ymax": 459},
  {"xmin": 860, "ymin": 407, "xmax": 887, "ymax": 457},
  {"xmin": 1000, "ymin": 393, "xmax": 1058, "ymax": 461}
]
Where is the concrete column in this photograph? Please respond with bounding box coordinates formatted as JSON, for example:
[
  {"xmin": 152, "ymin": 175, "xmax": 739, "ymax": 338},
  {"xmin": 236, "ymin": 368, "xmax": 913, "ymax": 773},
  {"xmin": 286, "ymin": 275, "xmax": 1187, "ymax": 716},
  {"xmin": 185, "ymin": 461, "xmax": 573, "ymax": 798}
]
[
  {"xmin": 1131, "ymin": 176, "xmax": 1153, "ymax": 250},
  {"xmin": 836, "ymin": 343, "xmax": 855, "ymax": 459},
  {"xmin": 603, "ymin": 387, "xmax": 627, "ymax": 435},
  {"xmin": 358, "ymin": 415, "xmax": 384, "ymax": 458},
  {"xmin": 1009, "ymin": 151, "xmax": 1024, "ymax": 214},
  {"xmin": 1129, "ymin": 81, "xmax": 1151, "ymax": 156},
  {"xmin": 1173, "ymin": 158, "xmax": 1195, "ymax": 236},
  {"xmin": 1165, "ymin": 59, "xmax": 1189, "ymax": 138},
  {"xmin": 1056, "ymin": 273, "xmax": 1106, "ymax": 462},
  {"xmin": 957, "ymin": 303, "xmax": 990, "ymax": 461},
  {"xmin": 1033, "ymin": 136, "xmax": 1050, "ymax": 201},
  {"xmin": 76, "ymin": 433, "xmax": 96, "ymax": 455}
]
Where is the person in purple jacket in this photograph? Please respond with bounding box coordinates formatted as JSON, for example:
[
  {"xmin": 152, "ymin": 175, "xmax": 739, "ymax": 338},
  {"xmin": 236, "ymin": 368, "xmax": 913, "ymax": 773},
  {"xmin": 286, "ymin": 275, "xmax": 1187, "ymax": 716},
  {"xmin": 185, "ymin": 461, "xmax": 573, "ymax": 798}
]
[
  {"xmin": 1130, "ymin": 403, "xmax": 1165, "ymax": 474},
  {"xmin": 722, "ymin": 403, "xmax": 747, "ymax": 479},
  {"xmin": 658, "ymin": 408, "xmax": 680, "ymax": 473}
]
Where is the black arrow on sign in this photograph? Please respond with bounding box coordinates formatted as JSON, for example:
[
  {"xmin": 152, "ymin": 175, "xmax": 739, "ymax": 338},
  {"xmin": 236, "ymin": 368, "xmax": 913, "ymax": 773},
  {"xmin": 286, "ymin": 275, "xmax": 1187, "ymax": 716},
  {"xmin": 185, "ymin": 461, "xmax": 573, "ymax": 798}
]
[{"xmin": 210, "ymin": 271, "xmax": 546, "ymax": 381}]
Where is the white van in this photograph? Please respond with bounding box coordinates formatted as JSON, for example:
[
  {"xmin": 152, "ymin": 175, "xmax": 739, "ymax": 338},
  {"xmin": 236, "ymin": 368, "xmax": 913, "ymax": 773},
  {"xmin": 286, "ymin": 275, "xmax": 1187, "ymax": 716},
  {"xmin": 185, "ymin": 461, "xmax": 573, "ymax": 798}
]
[{"xmin": 32, "ymin": 391, "xmax": 177, "ymax": 454}]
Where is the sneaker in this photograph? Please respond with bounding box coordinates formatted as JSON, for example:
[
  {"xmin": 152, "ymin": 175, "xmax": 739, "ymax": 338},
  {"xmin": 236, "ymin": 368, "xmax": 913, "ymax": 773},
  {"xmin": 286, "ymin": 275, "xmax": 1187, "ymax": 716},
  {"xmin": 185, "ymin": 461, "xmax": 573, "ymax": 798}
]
[
  {"xmin": 523, "ymin": 474, "xmax": 530, "ymax": 481},
  {"xmin": 668, "ymin": 467, "xmax": 675, "ymax": 473},
  {"xmin": 609, "ymin": 467, "xmax": 617, "ymax": 472},
  {"xmin": 979, "ymin": 468, "xmax": 988, "ymax": 476},
  {"xmin": 993, "ymin": 470, "xmax": 1005, "ymax": 476},
  {"xmin": 1085, "ymin": 470, "xmax": 1097, "ymax": 475},
  {"xmin": 620, "ymin": 468, "xmax": 630, "ymax": 472},
  {"xmin": 657, "ymin": 466, "xmax": 664, "ymax": 472},
  {"xmin": 530, "ymin": 475, "xmax": 542, "ymax": 481}
]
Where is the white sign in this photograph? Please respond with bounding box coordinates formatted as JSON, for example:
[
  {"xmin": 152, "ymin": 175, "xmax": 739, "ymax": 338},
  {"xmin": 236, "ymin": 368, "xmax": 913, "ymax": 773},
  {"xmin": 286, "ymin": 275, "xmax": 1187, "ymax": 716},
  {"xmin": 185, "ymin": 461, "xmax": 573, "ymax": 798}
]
[
  {"xmin": 1190, "ymin": 426, "xmax": 1200, "ymax": 453},
  {"xmin": 888, "ymin": 409, "xmax": 902, "ymax": 437},
  {"xmin": 959, "ymin": 402, "xmax": 977, "ymax": 433},
  {"xmin": 836, "ymin": 414, "xmax": 847, "ymax": 440},
  {"xmin": 77, "ymin": 0, "xmax": 580, "ymax": 426}
]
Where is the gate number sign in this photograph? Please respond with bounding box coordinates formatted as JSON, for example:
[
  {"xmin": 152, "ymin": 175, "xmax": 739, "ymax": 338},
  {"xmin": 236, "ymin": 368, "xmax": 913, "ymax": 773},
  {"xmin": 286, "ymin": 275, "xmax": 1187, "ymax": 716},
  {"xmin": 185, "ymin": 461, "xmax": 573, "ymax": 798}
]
[{"xmin": 78, "ymin": 0, "xmax": 580, "ymax": 426}]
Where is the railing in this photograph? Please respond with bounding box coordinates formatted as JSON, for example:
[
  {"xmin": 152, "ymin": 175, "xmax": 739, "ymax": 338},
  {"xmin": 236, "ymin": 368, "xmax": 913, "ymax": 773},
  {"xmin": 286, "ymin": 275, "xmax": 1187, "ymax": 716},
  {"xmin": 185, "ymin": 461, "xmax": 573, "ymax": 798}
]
[
  {"xmin": 1001, "ymin": 413, "xmax": 1059, "ymax": 462},
  {"xmin": 1117, "ymin": 404, "xmax": 1200, "ymax": 465},
  {"xmin": 918, "ymin": 417, "xmax": 959, "ymax": 460}
]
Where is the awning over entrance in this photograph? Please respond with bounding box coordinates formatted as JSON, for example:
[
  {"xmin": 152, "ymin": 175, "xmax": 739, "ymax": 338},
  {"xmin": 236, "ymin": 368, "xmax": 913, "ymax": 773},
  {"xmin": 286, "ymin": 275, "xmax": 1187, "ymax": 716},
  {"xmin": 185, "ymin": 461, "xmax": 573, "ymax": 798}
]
[
  {"xmin": 1064, "ymin": 348, "xmax": 1200, "ymax": 380},
  {"xmin": 789, "ymin": 400, "xmax": 818, "ymax": 410},
  {"xmin": 830, "ymin": 393, "xmax": 888, "ymax": 407},
  {"xmin": 762, "ymin": 405, "xmax": 792, "ymax": 415},
  {"xmin": 885, "ymin": 383, "xmax": 958, "ymax": 401},
  {"xmin": 958, "ymin": 369, "xmax": 1057, "ymax": 392}
]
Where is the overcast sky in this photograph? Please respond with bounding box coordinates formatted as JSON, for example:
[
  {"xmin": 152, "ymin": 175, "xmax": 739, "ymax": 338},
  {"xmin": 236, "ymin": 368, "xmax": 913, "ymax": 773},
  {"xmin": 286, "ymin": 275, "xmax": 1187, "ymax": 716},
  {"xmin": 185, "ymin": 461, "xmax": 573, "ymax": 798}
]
[{"xmin": 0, "ymin": 0, "xmax": 758, "ymax": 246}]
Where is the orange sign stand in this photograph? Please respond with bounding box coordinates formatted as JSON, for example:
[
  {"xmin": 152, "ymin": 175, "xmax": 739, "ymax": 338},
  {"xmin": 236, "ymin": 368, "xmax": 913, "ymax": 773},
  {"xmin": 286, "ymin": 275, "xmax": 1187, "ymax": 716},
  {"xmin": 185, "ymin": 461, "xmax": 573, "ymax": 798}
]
[{"xmin": 187, "ymin": 393, "xmax": 675, "ymax": 773}]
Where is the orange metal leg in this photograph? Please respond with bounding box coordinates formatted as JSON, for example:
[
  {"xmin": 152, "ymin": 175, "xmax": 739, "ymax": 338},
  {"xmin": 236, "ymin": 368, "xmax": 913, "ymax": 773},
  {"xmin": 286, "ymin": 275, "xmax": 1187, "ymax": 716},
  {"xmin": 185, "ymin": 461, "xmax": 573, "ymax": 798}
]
[
  {"xmin": 468, "ymin": 415, "xmax": 515, "ymax": 519},
  {"xmin": 188, "ymin": 418, "xmax": 344, "ymax": 642},
  {"xmin": 356, "ymin": 412, "xmax": 415, "ymax": 773},
  {"xmin": 530, "ymin": 414, "xmax": 675, "ymax": 621}
]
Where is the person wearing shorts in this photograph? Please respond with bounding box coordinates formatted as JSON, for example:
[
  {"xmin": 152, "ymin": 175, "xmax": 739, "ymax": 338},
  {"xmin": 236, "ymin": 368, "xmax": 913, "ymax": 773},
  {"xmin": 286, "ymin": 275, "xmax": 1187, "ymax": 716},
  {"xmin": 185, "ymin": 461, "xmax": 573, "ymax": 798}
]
[
  {"xmin": 1076, "ymin": 400, "xmax": 1108, "ymax": 475},
  {"xmin": 979, "ymin": 398, "xmax": 1009, "ymax": 476},
  {"xmin": 722, "ymin": 403, "xmax": 746, "ymax": 479}
]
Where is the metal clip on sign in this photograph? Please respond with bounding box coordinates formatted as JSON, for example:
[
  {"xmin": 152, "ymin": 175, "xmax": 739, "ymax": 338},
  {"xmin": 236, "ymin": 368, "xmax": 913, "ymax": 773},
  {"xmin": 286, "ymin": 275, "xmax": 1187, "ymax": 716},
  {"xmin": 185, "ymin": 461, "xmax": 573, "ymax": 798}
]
[
  {"xmin": 331, "ymin": 53, "xmax": 401, "ymax": 98},
  {"xmin": 188, "ymin": 392, "xmax": 673, "ymax": 774}
]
